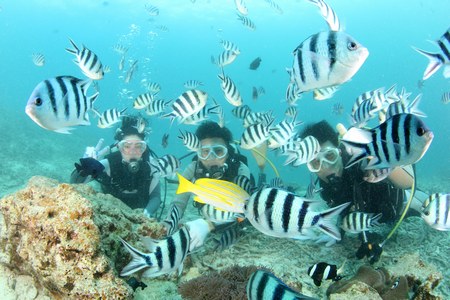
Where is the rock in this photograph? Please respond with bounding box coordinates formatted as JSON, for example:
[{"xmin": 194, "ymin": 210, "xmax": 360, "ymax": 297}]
[
  {"xmin": 0, "ymin": 176, "xmax": 164, "ymax": 299},
  {"xmin": 329, "ymin": 280, "xmax": 382, "ymax": 300}
]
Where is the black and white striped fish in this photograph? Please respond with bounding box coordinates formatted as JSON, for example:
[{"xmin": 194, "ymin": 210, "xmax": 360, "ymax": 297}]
[
  {"xmin": 240, "ymin": 121, "xmax": 273, "ymax": 150},
  {"xmin": 124, "ymin": 60, "xmax": 138, "ymax": 83},
  {"xmin": 243, "ymin": 111, "xmax": 273, "ymax": 128},
  {"xmin": 383, "ymin": 94, "xmax": 426, "ymax": 122},
  {"xmin": 182, "ymin": 105, "xmax": 221, "ymax": 125},
  {"xmin": 145, "ymin": 99, "xmax": 170, "ymax": 116},
  {"xmin": 120, "ymin": 226, "xmax": 190, "ymax": 278},
  {"xmin": 285, "ymin": 81, "xmax": 302, "ymax": 106},
  {"xmin": 341, "ymin": 113, "xmax": 434, "ymax": 170},
  {"xmin": 363, "ymin": 167, "xmax": 392, "ymax": 183},
  {"xmin": 237, "ymin": 14, "xmax": 255, "ymax": 31},
  {"xmin": 268, "ymin": 119, "xmax": 303, "ymax": 149},
  {"xmin": 66, "ymin": 38, "xmax": 104, "ymax": 80},
  {"xmin": 201, "ymin": 204, "xmax": 243, "ymax": 224},
  {"xmin": 220, "ymin": 40, "xmax": 241, "ymax": 54},
  {"xmin": 133, "ymin": 93, "xmax": 154, "ymax": 109},
  {"xmin": 308, "ymin": 262, "xmax": 341, "ymax": 287},
  {"xmin": 25, "ymin": 76, "xmax": 99, "ymax": 134},
  {"xmin": 218, "ymin": 72, "xmax": 243, "ymax": 106},
  {"xmin": 212, "ymin": 225, "xmax": 241, "ymax": 251},
  {"xmin": 147, "ymin": 82, "xmax": 161, "ymax": 94},
  {"xmin": 178, "ymin": 130, "xmax": 200, "ymax": 151},
  {"xmin": 244, "ymin": 188, "xmax": 350, "ymax": 241},
  {"xmin": 421, "ymin": 193, "xmax": 450, "ymax": 231},
  {"xmin": 164, "ymin": 206, "xmax": 181, "ymax": 236},
  {"xmin": 118, "ymin": 55, "xmax": 125, "ymax": 71},
  {"xmin": 285, "ymin": 106, "xmax": 298, "ymax": 119},
  {"xmin": 291, "ymin": 31, "xmax": 368, "ymax": 96},
  {"xmin": 351, "ymin": 89, "xmax": 388, "ymax": 128},
  {"xmin": 163, "ymin": 89, "xmax": 208, "ymax": 124},
  {"xmin": 233, "ymin": 175, "xmax": 253, "ymax": 194},
  {"xmin": 183, "ymin": 80, "xmax": 203, "ymax": 89},
  {"xmin": 213, "ymin": 50, "xmax": 239, "ymax": 67},
  {"xmin": 313, "ymin": 86, "xmax": 339, "ymax": 100},
  {"xmin": 265, "ymin": 0, "xmax": 283, "ymax": 15},
  {"xmin": 151, "ymin": 155, "xmax": 180, "ymax": 177},
  {"xmin": 413, "ymin": 27, "xmax": 450, "ymax": 80},
  {"xmin": 247, "ymin": 269, "xmax": 318, "ymax": 300},
  {"xmin": 283, "ymin": 135, "xmax": 321, "ymax": 166},
  {"xmin": 232, "ymin": 104, "xmax": 251, "ymax": 119},
  {"xmin": 269, "ymin": 177, "xmax": 285, "ymax": 189},
  {"xmin": 97, "ymin": 108, "xmax": 127, "ymax": 128},
  {"xmin": 145, "ymin": 4, "xmax": 159, "ymax": 16},
  {"xmin": 341, "ymin": 212, "xmax": 382, "ymax": 234},
  {"xmin": 32, "ymin": 53, "xmax": 45, "ymax": 67},
  {"xmin": 113, "ymin": 44, "xmax": 128, "ymax": 55},
  {"xmin": 441, "ymin": 92, "xmax": 450, "ymax": 104}
]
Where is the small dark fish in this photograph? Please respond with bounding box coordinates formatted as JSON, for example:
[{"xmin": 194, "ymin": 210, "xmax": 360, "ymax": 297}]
[
  {"xmin": 417, "ymin": 79, "xmax": 425, "ymax": 90},
  {"xmin": 249, "ymin": 57, "xmax": 262, "ymax": 70},
  {"xmin": 308, "ymin": 262, "xmax": 341, "ymax": 286},
  {"xmin": 252, "ymin": 86, "xmax": 258, "ymax": 101},
  {"xmin": 162, "ymin": 133, "xmax": 169, "ymax": 148},
  {"xmin": 126, "ymin": 277, "xmax": 148, "ymax": 291}
]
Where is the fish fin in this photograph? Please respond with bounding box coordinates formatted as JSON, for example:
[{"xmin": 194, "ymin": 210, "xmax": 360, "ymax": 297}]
[
  {"xmin": 317, "ymin": 202, "xmax": 351, "ymax": 241},
  {"xmin": 444, "ymin": 65, "xmax": 450, "ymax": 78},
  {"xmin": 365, "ymin": 157, "xmax": 390, "ymax": 170},
  {"xmin": 176, "ymin": 173, "xmax": 194, "ymax": 194},
  {"xmin": 407, "ymin": 94, "xmax": 427, "ymax": 117},
  {"xmin": 53, "ymin": 127, "xmax": 74, "ymax": 134},
  {"xmin": 341, "ymin": 127, "xmax": 373, "ymax": 168},
  {"xmin": 412, "ymin": 47, "xmax": 444, "ymax": 80},
  {"xmin": 370, "ymin": 213, "xmax": 383, "ymax": 227},
  {"xmin": 65, "ymin": 38, "xmax": 79, "ymax": 55},
  {"xmin": 119, "ymin": 238, "xmax": 153, "ymax": 276},
  {"xmin": 141, "ymin": 236, "xmax": 159, "ymax": 252}
]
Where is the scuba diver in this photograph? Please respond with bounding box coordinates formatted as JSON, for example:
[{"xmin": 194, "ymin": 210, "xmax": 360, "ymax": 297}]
[
  {"xmin": 163, "ymin": 121, "xmax": 253, "ymax": 250},
  {"xmin": 70, "ymin": 116, "xmax": 162, "ymax": 217}
]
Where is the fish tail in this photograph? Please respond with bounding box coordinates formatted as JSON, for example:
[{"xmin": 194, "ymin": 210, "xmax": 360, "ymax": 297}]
[
  {"xmin": 119, "ymin": 238, "xmax": 153, "ymax": 276},
  {"xmin": 371, "ymin": 213, "xmax": 383, "ymax": 227},
  {"xmin": 317, "ymin": 202, "xmax": 351, "ymax": 241},
  {"xmin": 341, "ymin": 127, "xmax": 372, "ymax": 168},
  {"xmin": 176, "ymin": 173, "xmax": 194, "ymax": 194},
  {"xmin": 65, "ymin": 38, "xmax": 79, "ymax": 54},
  {"xmin": 407, "ymin": 94, "xmax": 427, "ymax": 118},
  {"xmin": 412, "ymin": 47, "xmax": 444, "ymax": 80}
]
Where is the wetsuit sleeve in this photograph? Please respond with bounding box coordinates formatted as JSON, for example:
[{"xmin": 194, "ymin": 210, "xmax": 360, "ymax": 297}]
[
  {"xmin": 164, "ymin": 161, "xmax": 196, "ymax": 221},
  {"xmin": 145, "ymin": 180, "xmax": 161, "ymax": 217}
]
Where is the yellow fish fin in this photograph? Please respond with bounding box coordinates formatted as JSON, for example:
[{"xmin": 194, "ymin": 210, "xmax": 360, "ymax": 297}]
[
  {"xmin": 193, "ymin": 195, "xmax": 206, "ymax": 204},
  {"xmin": 176, "ymin": 173, "xmax": 194, "ymax": 194}
]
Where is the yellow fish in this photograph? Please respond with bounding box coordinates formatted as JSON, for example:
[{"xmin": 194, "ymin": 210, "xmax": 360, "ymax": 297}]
[{"xmin": 176, "ymin": 173, "xmax": 248, "ymax": 213}]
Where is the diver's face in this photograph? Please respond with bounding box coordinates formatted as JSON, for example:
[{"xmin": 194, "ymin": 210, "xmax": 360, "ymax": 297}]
[
  {"xmin": 312, "ymin": 141, "xmax": 343, "ymax": 183},
  {"xmin": 118, "ymin": 135, "xmax": 146, "ymax": 162},
  {"xmin": 198, "ymin": 137, "xmax": 229, "ymax": 169}
]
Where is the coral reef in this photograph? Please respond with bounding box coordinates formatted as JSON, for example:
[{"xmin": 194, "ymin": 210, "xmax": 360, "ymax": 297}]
[{"xmin": 0, "ymin": 176, "xmax": 165, "ymax": 299}]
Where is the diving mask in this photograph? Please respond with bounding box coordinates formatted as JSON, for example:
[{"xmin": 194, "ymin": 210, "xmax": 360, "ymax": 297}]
[
  {"xmin": 197, "ymin": 144, "xmax": 228, "ymax": 160},
  {"xmin": 307, "ymin": 147, "xmax": 340, "ymax": 172},
  {"xmin": 118, "ymin": 140, "xmax": 147, "ymax": 154}
]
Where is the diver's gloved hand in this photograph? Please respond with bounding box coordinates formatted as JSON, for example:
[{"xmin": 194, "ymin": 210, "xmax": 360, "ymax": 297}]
[
  {"xmin": 185, "ymin": 218, "xmax": 213, "ymax": 251},
  {"xmin": 356, "ymin": 241, "xmax": 383, "ymax": 264},
  {"xmin": 83, "ymin": 138, "xmax": 110, "ymax": 160},
  {"xmin": 74, "ymin": 157, "xmax": 105, "ymax": 178}
]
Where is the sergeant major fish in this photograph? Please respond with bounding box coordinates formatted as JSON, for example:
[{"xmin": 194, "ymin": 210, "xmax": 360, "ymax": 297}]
[
  {"xmin": 25, "ymin": 76, "xmax": 99, "ymax": 134},
  {"xmin": 341, "ymin": 212, "xmax": 382, "ymax": 234},
  {"xmin": 97, "ymin": 108, "xmax": 127, "ymax": 128},
  {"xmin": 66, "ymin": 38, "xmax": 104, "ymax": 80},
  {"xmin": 421, "ymin": 193, "xmax": 450, "ymax": 231},
  {"xmin": 120, "ymin": 226, "xmax": 190, "ymax": 278}
]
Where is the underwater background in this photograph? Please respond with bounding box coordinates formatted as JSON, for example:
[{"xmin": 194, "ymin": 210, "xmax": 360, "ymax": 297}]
[{"xmin": 0, "ymin": 0, "xmax": 449, "ymax": 299}]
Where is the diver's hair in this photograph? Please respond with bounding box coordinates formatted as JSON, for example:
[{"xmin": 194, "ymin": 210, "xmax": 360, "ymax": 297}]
[
  {"xmin": 195, "ymin": 121, "xmax": 233, "ymax": 145},
  {"xmin": 114, "ymin": 116, "xmax": 146, "ymax": 141},
  {"xmin": 299, "ymin": 120, "xmax": 339, "ymax": 146}
]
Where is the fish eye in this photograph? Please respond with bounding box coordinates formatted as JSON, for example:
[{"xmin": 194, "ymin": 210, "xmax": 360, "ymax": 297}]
[
  {"xmin": 347, "ymin": 41, "xmax": 358, "ymax": 50},
  {"xmin": 416, "ymin": 126, "xmax": 426, "ymax": 136},
  {"xmin": 35, "ymin": 98, "xmax": 43, "ymax": 106}
]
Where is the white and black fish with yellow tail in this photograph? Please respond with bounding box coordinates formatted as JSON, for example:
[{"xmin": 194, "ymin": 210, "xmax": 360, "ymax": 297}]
[
  {"xmin": 308, "ymin": 261, "xmax": 345, "ymax": 287},
  {"xmin": 66, "ymin": 38, "xmax": 104, "ymax": 80},
  {"xmin": 119, "ymin": 226, "xmax": 190, "ymax": 278},
  {"xmin": 291, "ymin": 0, "xmax": 368, "ymax": 99},
  {"xmin": 413, "ymin": 27, "xmax": 450, "ymax": 80},
  {"xmin": 247, "ymin": 269, "xmax": 318, "ymax": 300},
  {"xmin": 421, "ymin": 193, "xmax": 450, "ymax": 231},
  {"xmin": 25, "ymin": 76, "xmax": 99, "ymax": 134},
  {"xmin": 341, "ymin": 113, "xmax": 434, "ymax": 170},
  {"xmin": 244, "ymin": 187, "xmax": 350, "ymax": 241}
]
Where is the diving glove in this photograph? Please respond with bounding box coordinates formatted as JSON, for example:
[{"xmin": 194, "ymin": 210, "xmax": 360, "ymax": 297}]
[{"xmin": 74, "ymin": 157, "xmax": 105, "ymax": 178}]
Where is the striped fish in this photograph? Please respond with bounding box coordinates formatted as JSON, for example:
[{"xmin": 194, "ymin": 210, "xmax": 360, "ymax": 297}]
[
  {"xmin": 145, "ymin": 4, "xmax": 159, "ymax": 16},
  {"xmin": 151, "ymin": 155, "xmax": 180, "ymax": 177},
  {"xmin": 218, "ymin": 72, "xmax": 243, "ymax": 106},
  {"xmin": 163, "ymin": 89, "xmax": 208, "ymax": 124},
  {"xmin": 32, "ymin": 53, "xmax": 45, "ymax": 67},
  {"xmin": 243, "ymin": 111, "xmax": 273, "ymax": 128},
  {"xmin": 383, "ymin": 94, "xmax": 426, "ymax": 121},
  {"xmin": 233, "ymin": 175, "xmax": 253, "ymax": 195},
  {"xmin": 313, "ymin": 86, "xmax": 339, "ymax": 100},
  {"xmin": 363, "ymin": 167, "xmax": 392, "ymax": 183},
  {"xmin": 145, "ymin": 99, "xmax": 170, "ymax": 116},
  {"xmin": 413, "ymin": 27, "xmax": 450, "ymax": 80},
  {"xmin": 351, "ymin": 90, "xmax": 387, "ymax": 128},
  {"xmin": 178, "ymin": 130, "xmax": 200, "ymax": 151},
  {"xmin": 237, "ymin": 14, "xmax": 255, "ymax": 31},
  {"xmin": 244, "ymin": 188, "xmax": 350, "ymax": 241},
  {"xmin": 232, "ymin": 104, "xmax": 251, "ymax": 119},
  {"xmin": 341, "ymin": 113, "xmax": 434, "ymax": 170},
  {"xmin": 120, "ymin": 226, "xmax": 190, "ymax": 278},
  {"xmin": 421, "ymin": 193, "xmax": 450, "ymax": 231},
  {"xmin": 265, "ymin": 0, "xmax": 283, "ymax": 15},
  {"xmin": 25, "ymin": 76, "xmax": 99, "ymax": 134},
  {"xmin": 341, "ymin": 212, "xmax": 382, "ymax": 234},
  {"xmin": 269, "ymin": 177, "xmax": 285, "ymax": 189},
  {"xmin": 113, "ymin": 44, "xmax": 128, "ymax": 55},
  {"xmin": 220, "ymin": 40, "xmax": 241, "ymax": 54},
  {"xmin": 201, "ymin": 204, "xmax": 243, "ymax": 224},
  {"xmin": 66, "ymin": 38, "xmax": 104, "ymax": 80},
  {"xmin": 133, "ymin": 93, "xmax": 154, "ymax": 109},
  {"xmin": 285, "ymin": 106, "xmax": 297, "ymax": 119},
  {"xmin": 268, "ymin": 119, "xmax": 303, "ymax": 149},
  {"xmin": 234, "ymin": 0, "xmax": 248, "ymax": 15},
  {"xmin": 307, "ymin": 0, "xmax": 340, "ymax": 31},
  {"xmin": 307, "ymin": 262, "xmax": 340, "ymax": 287},
  {"xmin": 214, "ymin": 50, "xmax": 239, "ymax": 67},
  {"xmin": 240, "ymin": 121, "xmax": 273, "ymax": 150},
  {"xmin": 164, "ymin": 206, "xmax": 181, "ymax": 236},
  {"xmin": 118, "ymin": 55, "xmax": 125, "ymax": 71},
  {"xmin": 247, "ymin": 270, "xmax": 318, "ymax": 300},
  {"xmin": 212, "ymin": 225, "xmax": 241, "ymax": 251},
  {"xmin": 182, "ymin": 105, "xmax": 220, "ymax": 125},
  {"xmin": 283, "ymin": 135, "xmax": 321, "ymax": 166},
  {"xmin": 124, "ymin": 60, "xmax": 138, "ymax": 83},
  {"xmin": 147, "ymin": 82, "xmax": 161, "ymax": 94},
  {"xmin": 292, "ymin": 31, "xmax": 368, "ymax": 95},
  {"xmin": 442, "ymin": 92, "xmax": 450, "ymax": 104},
  {"xmin": 97, "ymin": 108, "xmax": 127, "ymax": 128},
  {"xmin": 183, "ymin": 79, "xmax": 203, "ymax": 89},
  {"xmin": 285, "ymin": 81, "xmax": 302, "ymax": 106}
]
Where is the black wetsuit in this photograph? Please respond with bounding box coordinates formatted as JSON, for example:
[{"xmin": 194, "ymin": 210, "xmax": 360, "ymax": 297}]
[{"xmin": 319, "ymin": 147, "xmax": 404, "ymax": 223}]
